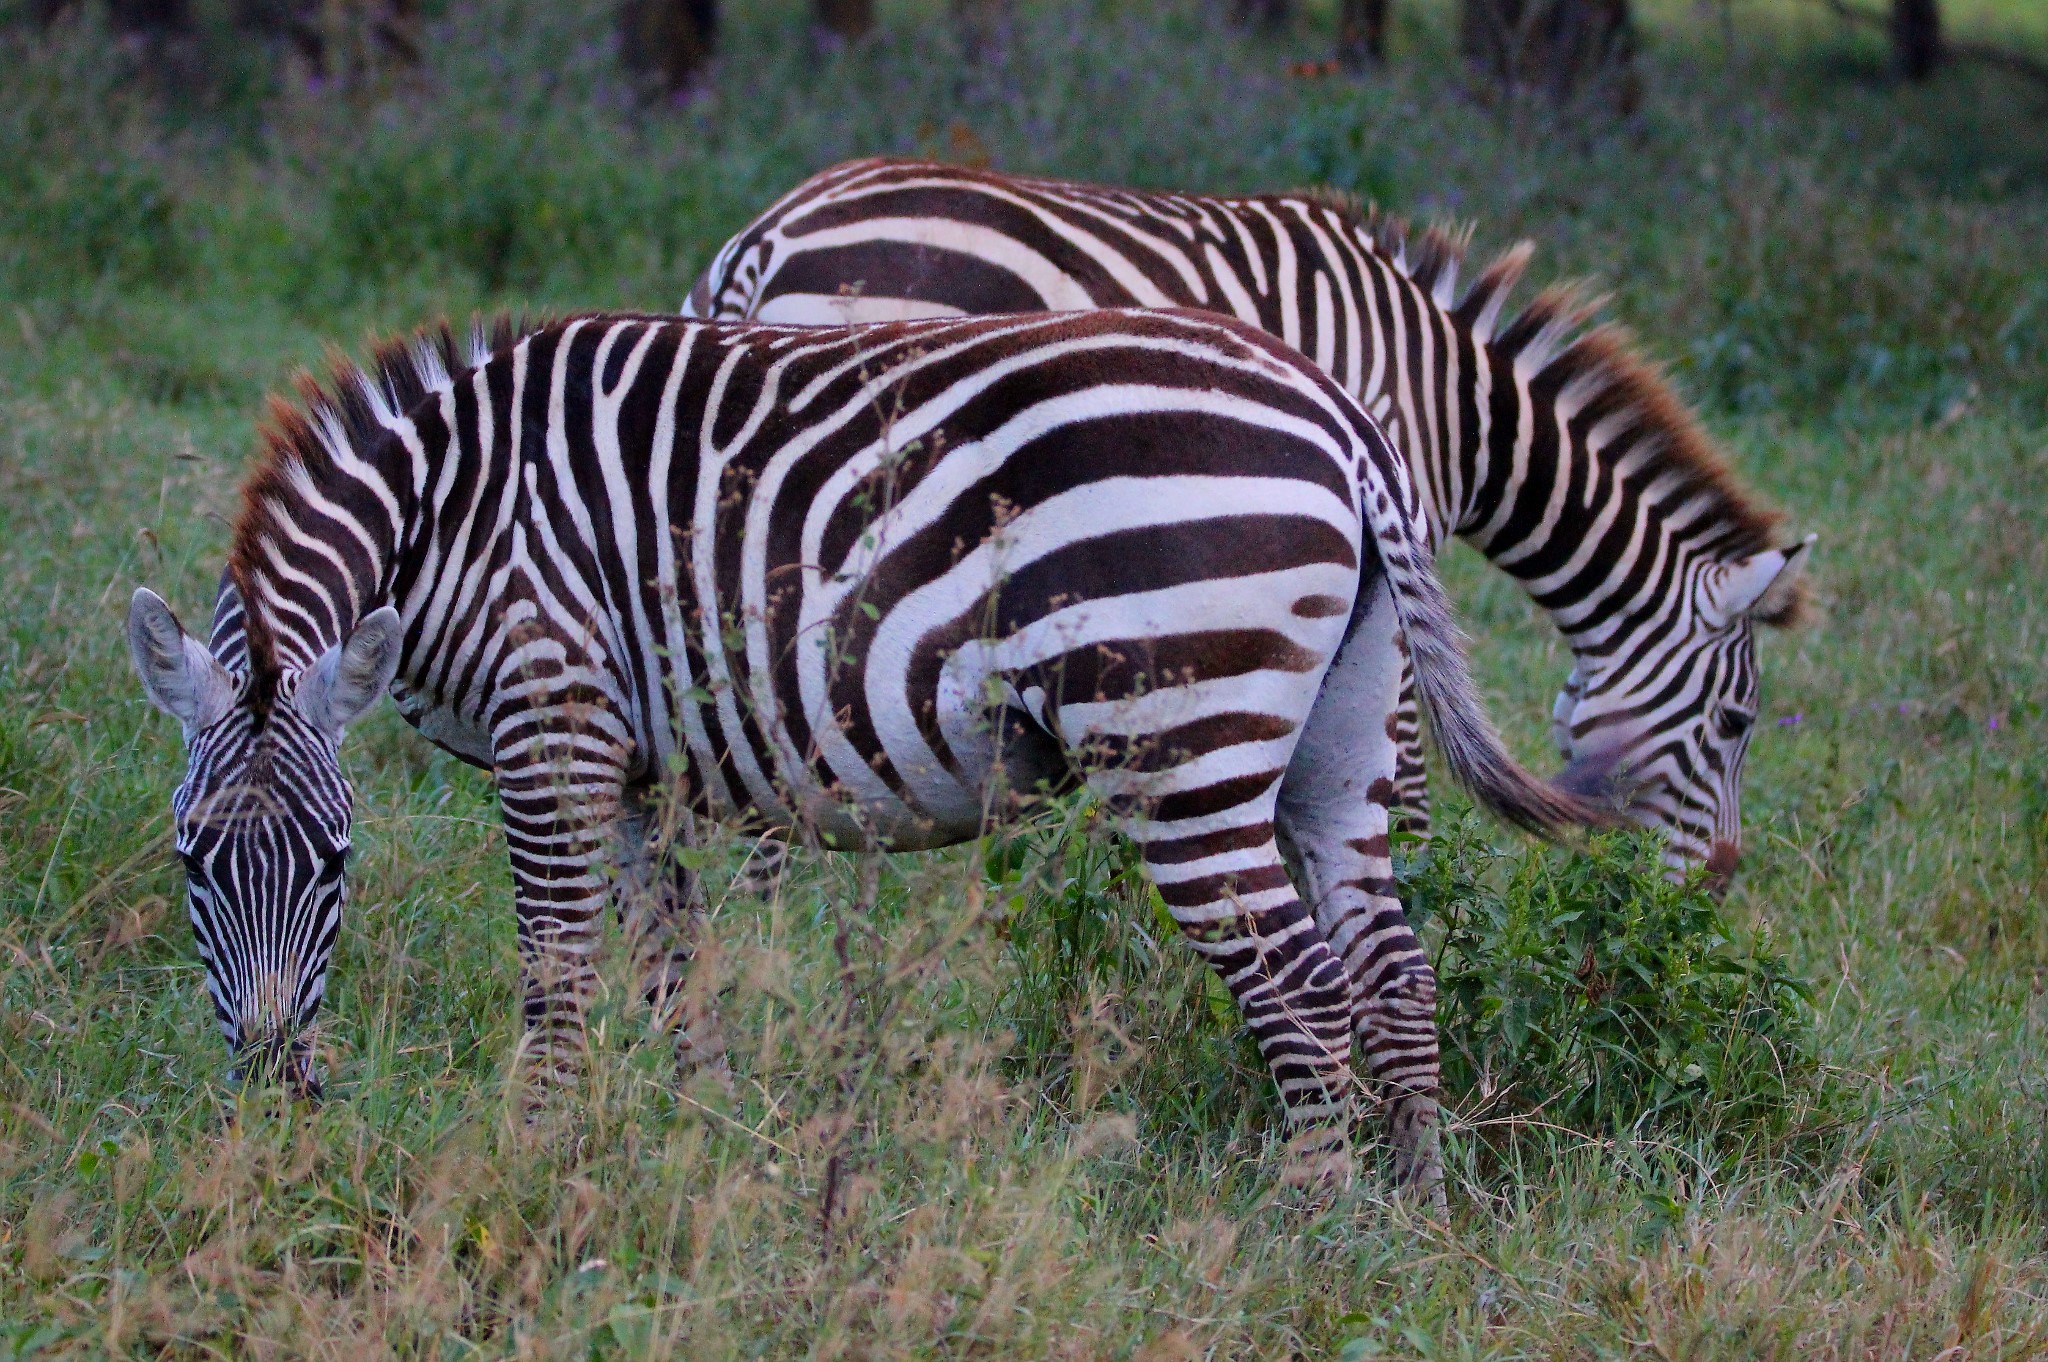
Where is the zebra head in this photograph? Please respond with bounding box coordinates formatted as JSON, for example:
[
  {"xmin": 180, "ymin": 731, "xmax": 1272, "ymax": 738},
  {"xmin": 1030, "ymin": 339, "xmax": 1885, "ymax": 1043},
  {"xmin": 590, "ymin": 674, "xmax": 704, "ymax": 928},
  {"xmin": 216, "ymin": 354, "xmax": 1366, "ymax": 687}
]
[
  {"xmin": 1553, "ymin": 538, "xmax": 1813, "ymax": 891},
  {"xmin": 128, "ymin": 587, "xmax": 402, "ymax": 1097}
]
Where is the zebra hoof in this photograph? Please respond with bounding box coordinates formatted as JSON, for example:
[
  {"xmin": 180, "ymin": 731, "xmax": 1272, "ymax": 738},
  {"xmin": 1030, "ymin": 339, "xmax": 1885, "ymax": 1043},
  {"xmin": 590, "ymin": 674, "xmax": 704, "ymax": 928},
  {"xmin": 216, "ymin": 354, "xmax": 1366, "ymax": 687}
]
[
  {"xmin": 675, "ymin": 1037, "xmax": 735, "ymax": 1095},
  {"xmin": 1277, "ymin": 1124, "xmax": 1352, "ymax": 1197}
]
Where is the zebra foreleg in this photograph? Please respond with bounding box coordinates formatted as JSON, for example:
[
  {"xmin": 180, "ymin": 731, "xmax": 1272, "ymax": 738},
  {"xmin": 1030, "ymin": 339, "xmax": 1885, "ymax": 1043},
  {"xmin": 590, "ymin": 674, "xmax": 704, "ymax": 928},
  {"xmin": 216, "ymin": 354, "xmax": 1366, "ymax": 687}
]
[
  {"xmin": 730, "ymin": 831, "xmax": 791, "ymax": 901},
  {"xmin": 494, "ymin": 719, "xmax": 634, "ymax": 1097}
]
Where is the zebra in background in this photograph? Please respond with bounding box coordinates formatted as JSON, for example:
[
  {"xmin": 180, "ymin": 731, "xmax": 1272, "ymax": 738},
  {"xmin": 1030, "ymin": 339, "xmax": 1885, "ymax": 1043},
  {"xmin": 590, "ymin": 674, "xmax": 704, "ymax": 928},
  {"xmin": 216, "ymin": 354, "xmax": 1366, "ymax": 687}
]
[
  {"xmin": 685, "ymin": 158, "xmax": 1814, "ymax": 885},
  {"xmin": 128, "ymin": 308, "xmax": 1610, "ymax": 1196}
]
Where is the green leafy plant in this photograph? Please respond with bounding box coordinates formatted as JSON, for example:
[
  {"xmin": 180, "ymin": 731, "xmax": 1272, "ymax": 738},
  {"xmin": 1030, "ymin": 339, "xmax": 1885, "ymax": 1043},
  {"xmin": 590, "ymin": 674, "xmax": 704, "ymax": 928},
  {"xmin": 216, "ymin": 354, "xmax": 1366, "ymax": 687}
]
[
  {"xmin": 983, "ymin": 797, "xmax": 1822, "ymax": 1154},
  {"xmin": 981, "ymin": 797, "xmax": 1269, "ymax": 1135},
  {"xmin": 1402, "ymin": 813, "xmax": 1819, "ymax": 1140}
]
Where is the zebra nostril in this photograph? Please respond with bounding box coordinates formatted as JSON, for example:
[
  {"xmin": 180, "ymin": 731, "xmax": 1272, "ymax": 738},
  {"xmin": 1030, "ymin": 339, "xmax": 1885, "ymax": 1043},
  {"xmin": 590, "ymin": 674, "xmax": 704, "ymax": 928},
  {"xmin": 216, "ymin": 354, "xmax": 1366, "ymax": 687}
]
[{"xmin": 1703, "ymin": 840, "xmax": 1739, "ymax": 894}]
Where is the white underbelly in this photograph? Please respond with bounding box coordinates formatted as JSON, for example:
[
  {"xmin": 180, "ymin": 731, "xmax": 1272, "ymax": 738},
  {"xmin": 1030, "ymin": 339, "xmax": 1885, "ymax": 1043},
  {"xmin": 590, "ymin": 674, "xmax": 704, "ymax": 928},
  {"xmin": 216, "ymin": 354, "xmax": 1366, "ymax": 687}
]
[{"xmin": 407, "ymin": 699, "xmax": 495, "ymax": 767}]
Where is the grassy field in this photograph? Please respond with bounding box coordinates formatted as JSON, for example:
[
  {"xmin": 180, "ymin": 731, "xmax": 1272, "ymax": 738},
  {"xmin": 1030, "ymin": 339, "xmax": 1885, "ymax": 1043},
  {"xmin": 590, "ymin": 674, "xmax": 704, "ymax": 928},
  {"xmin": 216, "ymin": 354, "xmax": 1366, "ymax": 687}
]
[{"xmin": 2, "ymin": 0, "xmax": 2046, "ymax": 1356}]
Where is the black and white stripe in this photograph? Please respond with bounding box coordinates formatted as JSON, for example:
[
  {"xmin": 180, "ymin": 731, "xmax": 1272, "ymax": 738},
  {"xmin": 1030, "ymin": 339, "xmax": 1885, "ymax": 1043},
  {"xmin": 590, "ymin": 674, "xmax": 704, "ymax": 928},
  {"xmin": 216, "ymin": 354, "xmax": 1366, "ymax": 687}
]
[
  {"xmin": 685, "ymin": 158, "xmax": 1813, "ymax": 883},
  {"xmin": 130, "ymin": 307, "xmax": 1609, "ymax": 1195}
]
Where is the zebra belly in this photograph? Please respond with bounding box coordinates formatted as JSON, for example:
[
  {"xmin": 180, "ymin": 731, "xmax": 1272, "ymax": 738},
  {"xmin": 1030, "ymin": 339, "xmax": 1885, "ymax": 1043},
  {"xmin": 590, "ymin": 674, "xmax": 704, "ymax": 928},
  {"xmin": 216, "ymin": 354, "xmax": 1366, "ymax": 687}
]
[
  {"xmin": 393, "ymin": 686, "xmax": 494, "ymax": 769},
  {"xmin": 658, "ymin": 683, "xmax": 1011, "ymax": 854}
]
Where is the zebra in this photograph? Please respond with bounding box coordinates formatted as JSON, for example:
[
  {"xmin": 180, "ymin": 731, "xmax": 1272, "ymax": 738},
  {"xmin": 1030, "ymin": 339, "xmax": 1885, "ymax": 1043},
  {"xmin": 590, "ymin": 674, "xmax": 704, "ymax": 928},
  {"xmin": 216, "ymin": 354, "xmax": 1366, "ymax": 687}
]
[
  {"xmin": 683, "ymin": 157, "xmax": 1814, "ymax": 885},
  {"xmin": 129, "ymin": 307, "xmax": 1610, "ymax": 1196}
]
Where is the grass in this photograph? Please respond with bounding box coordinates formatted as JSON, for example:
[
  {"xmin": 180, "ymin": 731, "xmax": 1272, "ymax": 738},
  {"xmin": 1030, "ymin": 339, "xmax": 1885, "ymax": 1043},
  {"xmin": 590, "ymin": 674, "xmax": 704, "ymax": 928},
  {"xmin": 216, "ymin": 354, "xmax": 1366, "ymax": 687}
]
[{"xmin": 1, "ymin": 0, "xmax": 2046, "ymax": 1355}]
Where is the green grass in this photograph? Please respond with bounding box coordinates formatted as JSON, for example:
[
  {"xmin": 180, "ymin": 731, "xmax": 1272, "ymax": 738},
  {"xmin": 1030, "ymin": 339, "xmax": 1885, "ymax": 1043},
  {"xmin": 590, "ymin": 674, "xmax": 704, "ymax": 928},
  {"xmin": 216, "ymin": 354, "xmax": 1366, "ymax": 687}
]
[{"xmin": 1, "ymin": 0, "xmax": 2046, "ymax": 1355}]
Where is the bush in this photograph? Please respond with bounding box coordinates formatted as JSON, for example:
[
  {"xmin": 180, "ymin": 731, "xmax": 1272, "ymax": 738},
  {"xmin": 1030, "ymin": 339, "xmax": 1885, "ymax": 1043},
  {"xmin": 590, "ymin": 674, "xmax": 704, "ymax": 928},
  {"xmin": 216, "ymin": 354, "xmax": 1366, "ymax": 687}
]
[
  {"xmin": 979, "ymin": 796, "xmax": 1823, "ymax": 1156},
  {"xmin": 1401, "ymin": 813, "xmax": 1819, "ymax": 1141},
  {"xmin": 980, "ymin": 799, "xmax": 1272, "ymax": 1138}
]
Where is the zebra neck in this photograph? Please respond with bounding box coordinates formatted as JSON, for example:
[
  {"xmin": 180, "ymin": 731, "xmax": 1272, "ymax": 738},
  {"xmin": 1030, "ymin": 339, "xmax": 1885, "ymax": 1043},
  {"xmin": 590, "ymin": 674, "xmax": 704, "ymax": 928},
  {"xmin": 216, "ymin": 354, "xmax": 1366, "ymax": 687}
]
[
  {"xmin": 227, "ymin": 407, "xmax": 429, "ymax": 687},
  {"xmin": 1442, "ymin": 346, "xmax": 1689, "ymax": 668}
]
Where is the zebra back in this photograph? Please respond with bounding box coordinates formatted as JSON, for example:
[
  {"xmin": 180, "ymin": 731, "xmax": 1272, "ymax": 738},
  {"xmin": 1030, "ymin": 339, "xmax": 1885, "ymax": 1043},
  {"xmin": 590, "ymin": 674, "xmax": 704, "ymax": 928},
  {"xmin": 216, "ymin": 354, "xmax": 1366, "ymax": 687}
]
[{"xmin": 685, "ymin": 158, "xmax": 1812, "ymax": 873}]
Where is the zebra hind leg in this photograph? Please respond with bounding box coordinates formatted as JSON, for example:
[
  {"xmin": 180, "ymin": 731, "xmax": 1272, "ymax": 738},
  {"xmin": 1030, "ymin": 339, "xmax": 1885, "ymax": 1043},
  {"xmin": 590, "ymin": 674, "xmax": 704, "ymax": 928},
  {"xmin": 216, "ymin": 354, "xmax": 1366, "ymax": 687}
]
[
  {"xmin": 1276, "ymin": 579, "xmax": 1446, "ymax": 1209},
  {"xmin": 1039, "ymin": 595, "xmax": 1359, "ymax": 1187},
  {"xmin": 1280, "ymin": 790, "xmax": 1445, "ymax": 1207},
  {"xmin": 1126, "ymin": 810, "xmax": 1357, "ymax": 1189}
]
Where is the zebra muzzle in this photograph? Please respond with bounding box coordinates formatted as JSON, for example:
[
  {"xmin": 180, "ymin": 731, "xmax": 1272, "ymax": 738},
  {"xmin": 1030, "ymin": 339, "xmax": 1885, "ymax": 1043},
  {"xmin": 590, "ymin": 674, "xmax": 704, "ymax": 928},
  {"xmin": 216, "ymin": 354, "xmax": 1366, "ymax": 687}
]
[
  {"xmin": 230, "ymin": 1030, "xmax": 324, "ymax": 1101},
  {"xmin": 1702, "ymin": 840, "xmax": 1740, "ymax": 896}
]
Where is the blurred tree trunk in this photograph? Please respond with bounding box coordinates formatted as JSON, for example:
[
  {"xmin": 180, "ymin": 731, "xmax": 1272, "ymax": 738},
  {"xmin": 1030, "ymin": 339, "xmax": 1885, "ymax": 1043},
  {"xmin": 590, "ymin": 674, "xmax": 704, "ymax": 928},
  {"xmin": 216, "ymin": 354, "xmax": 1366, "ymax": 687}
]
[
  {"xmin": 952, "ymin": 0, "xmax": 1008, "ymax": 63},
  {"xmin": 814, "ymin": 0, "xmax": 872, "ymax": 41},
  {"xmin": 234, "ymin": 0, "xmax": 420, "ymax": 76},
  {"xmin": 620, "ymin": 0, "xmax": 717, "ymax": 99},
  {"xmin": 370, "ymin": 0, "xmax": 417, "ymax": 66},
  {"xmin": 33, "ymin": 0, "xmax": 198, "ymax": 86},
  {"xmin": 32, "ymin": 0, "xmax": 190, "ymax": 34},
  {"xmin": 1890, "ymin": 0, "xmax": 1940, "ymax": 79},
  {"xmin": 1231, "ymin": 0, "xmax": 1292, "ymax": 30},
  {"xmin": 110, "ymin": 0, "xmax": 189, "ymax": 32},
  {"xmin": 1337, "ymin": 0, "xmax": 1389, "ymax": 67},
  {"xmin": 1460, "ymin": 0, "xmax": 1637, "ymax": 109}
]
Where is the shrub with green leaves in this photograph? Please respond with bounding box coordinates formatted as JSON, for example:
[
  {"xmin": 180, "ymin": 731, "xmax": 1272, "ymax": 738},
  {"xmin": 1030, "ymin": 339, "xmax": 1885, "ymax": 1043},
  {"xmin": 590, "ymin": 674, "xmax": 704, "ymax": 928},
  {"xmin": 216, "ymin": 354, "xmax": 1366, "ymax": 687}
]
[
  {"xmin": 978, "ymin": 796, "xmax": 1823, "ymax": 1153},
  {"xmin": 980, "ymin": 799, "xmax": 1273, "ymax": 1139},
  {"xmin": 1401, "ymin": 813, "xmax": 1818, "ymax": 1140}
]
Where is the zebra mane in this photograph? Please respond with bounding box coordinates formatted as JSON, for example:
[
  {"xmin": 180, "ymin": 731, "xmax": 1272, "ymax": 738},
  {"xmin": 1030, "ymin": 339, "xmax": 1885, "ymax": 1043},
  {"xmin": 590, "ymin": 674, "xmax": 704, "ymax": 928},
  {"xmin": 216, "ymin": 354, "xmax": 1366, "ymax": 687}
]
[
  {"xmin": 227, "ymin": 314, "xmax": 548, "ymax": 689},
  {"xmin": 1293, "ymin": 187, "xmax": 1808, "ymax": 629}
]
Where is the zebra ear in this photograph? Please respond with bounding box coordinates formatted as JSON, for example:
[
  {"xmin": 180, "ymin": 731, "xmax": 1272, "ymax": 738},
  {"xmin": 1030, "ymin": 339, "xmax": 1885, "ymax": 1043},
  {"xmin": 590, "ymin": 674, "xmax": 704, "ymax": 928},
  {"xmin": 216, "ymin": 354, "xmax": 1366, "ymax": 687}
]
[
  {"xmin": 1748, "ymin": 535, "xmax": 1815, "ymax": 625},
  {"xmin": 1555, "ymin": 744, "xmax": 1639, "ymax": 808},
  {"xmin": 298, "ymin": 607, "xmax": 403, "ymax": 737},
  {"xmin": 129, "ymin": 588, "xmax": 235, "ymax": 735},
  {"xmin": 1704, "ymin": 535, "xmax": 1815, "ymax": 629}
]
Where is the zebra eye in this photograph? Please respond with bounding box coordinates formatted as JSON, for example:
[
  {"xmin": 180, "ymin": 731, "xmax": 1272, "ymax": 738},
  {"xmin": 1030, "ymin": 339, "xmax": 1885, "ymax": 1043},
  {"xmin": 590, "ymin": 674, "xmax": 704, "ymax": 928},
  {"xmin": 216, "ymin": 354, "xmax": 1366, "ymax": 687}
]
[
  {"xmin": 317, "ymin": 848, "xmax": 350, "ymax": 884},
  {"xmin": 1714, "ymin": 707, "xmax": 1753, "ymax": 740}
]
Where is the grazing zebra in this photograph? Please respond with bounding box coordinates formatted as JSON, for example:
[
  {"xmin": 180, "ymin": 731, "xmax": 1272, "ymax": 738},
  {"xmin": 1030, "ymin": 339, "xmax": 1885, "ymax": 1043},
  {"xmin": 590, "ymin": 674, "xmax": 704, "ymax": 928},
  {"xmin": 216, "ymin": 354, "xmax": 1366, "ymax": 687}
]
[
  {"xmin": 129, "ymin": 307, "xmax": 1608, "ymax": 1195},
  {"xmin": 685, "ymin": 158, "xmax": 1813, "ymax": 884}
]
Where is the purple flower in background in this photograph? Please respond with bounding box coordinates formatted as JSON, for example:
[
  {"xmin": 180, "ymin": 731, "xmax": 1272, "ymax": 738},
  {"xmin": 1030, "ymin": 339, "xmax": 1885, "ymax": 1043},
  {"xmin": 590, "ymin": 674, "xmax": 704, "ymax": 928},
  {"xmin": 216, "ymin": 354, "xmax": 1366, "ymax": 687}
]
[
  {"xmin": 1777, "ymin": 713, "xmax": 1803, "ymax": 727},
  {"xmin": 1989, "ymin": 714, "xmax": 2003, "ymax": 732}
]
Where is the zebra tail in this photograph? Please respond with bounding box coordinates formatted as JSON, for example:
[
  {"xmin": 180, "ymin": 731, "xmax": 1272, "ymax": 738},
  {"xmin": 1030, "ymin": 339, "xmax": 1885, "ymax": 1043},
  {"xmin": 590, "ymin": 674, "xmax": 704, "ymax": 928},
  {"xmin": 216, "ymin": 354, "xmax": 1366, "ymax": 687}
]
[{"xmin": 1380, "ymin": 546, "xmax": 1621, "ymax": 843}]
